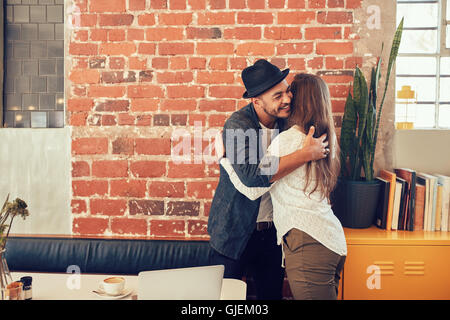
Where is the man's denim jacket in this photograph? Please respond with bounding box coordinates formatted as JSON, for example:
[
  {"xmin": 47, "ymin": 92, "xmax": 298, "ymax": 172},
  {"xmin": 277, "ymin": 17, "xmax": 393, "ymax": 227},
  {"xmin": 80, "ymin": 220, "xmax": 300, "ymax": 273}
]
[{"xmin": 207, "ymin": 103, "xmax": 286, "ymax": 260}]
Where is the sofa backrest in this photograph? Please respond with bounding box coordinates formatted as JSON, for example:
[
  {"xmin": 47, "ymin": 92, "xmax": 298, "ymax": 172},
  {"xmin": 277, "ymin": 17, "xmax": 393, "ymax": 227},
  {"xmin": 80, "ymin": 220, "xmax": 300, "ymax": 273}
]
[{"xmin": 5, "ymin": 236, "xmax": 213, "ymax": 275}]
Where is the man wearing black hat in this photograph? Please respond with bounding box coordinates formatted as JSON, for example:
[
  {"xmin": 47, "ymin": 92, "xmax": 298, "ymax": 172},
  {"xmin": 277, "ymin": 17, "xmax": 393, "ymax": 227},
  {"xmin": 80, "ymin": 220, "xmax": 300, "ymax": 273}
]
[{"xmin": 207, "ymin": 59, "xmax": 329, "ymax": 300}]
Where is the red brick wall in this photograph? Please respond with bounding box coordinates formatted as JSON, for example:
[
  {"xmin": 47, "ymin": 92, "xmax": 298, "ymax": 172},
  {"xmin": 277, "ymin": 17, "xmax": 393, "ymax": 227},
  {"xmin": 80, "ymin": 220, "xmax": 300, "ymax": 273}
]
[{"xmin": 68, "ymin": 0, "xmax": 363, "ymax": 238}]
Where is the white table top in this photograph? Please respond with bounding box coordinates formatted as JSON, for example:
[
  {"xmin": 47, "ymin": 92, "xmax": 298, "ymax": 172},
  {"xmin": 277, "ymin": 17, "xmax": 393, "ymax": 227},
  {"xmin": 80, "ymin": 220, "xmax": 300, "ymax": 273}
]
[{"xmin": 10, "ymin": 272, "xmax": 246, "ymax": 300}]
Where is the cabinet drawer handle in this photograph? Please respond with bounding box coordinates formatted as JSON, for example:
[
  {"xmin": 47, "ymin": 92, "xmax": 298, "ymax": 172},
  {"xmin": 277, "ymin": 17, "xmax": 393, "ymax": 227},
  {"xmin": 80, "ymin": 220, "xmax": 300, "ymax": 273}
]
[
  {"xmin": 404, "ymin": 261, "xmax": 425, "ymax": 276},
  {"xmin": 373, "ymin": 261, "xmax": 394, "ymax": 275}
]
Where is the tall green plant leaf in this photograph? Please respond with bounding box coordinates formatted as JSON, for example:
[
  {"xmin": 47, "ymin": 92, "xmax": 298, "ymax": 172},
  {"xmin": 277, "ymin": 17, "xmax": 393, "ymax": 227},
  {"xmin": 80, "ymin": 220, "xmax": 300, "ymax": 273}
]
[
  {"xmin": 370, "ymin": 18, "xmax": 404, "ymax": 176},
  {"xmin": 363, "ymin": 60, "xmax": 381, "ymax": 181},
  {"xmin": 353, "ymin": 68, "xmax": 361, "ymax": 105},
  {"xmin": 363, "ymin": 99, "xmax": 376, "ymax": 180},
  {"xmin": 338, "ymin": 18, "xmax": 404, "ymax": 182},
  {"xmin": 370, "ymin": 57, "xmax": 382, "ymax": 139},
  {"xmin": 352, "ymin": 68, "xmax": 369, "ymax": 180},
  {"xmin": 340, "ymin": 90, "xmax": 357, "ymax": 178}
]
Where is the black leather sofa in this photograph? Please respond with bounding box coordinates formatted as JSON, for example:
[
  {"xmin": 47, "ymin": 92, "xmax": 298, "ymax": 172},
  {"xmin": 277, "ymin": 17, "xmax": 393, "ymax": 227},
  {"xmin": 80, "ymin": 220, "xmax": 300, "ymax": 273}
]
[
  {"xmin": 4, "ymin": 236, "xmax": 291, "ymax": 300},
  {"xmin": 4, "ymin": 236, "xmax": 213, "ymax": 275}
]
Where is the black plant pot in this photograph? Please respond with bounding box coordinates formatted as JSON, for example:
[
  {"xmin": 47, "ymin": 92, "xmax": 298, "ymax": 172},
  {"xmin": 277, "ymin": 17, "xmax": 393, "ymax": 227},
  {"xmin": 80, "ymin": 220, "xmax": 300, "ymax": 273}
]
[{"xmin": 331, "ymin": 178, "xmax": 382, "ymax": 229}]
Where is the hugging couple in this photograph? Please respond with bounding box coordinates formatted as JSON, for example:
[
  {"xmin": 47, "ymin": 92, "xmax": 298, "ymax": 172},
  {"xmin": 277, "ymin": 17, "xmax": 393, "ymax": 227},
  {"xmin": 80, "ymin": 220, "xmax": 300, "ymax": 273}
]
[{"xmin": 207, "ymin": 59, "xmax": 347, "ymax": 300}]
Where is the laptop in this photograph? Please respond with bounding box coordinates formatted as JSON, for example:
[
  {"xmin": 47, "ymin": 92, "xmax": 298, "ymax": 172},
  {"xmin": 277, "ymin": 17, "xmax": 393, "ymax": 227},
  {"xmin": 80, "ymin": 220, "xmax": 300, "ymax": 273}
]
[{"xmin": 137, "ymin": 265, "xmax": 224, "ymax": 300}]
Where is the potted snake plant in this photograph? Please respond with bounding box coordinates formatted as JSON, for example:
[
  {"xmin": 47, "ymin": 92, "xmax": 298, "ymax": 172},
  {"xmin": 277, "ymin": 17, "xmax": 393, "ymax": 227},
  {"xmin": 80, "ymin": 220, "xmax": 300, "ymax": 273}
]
[{"xmin": 331, "ymin": 18, "xmax": 404, "ymax": 228}]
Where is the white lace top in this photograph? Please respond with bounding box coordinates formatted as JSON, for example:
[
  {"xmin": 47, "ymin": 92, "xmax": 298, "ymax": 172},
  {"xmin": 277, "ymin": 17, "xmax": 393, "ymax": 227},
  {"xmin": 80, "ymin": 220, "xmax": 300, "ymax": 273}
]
[{"xmin": 220, "ymin": 125, "xmax": 347, "ymax": 258}]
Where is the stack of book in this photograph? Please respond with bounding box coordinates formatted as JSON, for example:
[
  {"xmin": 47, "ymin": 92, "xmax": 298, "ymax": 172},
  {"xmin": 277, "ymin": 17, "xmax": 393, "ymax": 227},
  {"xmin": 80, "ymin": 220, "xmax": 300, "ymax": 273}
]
[{"xmin": 375, "ymin": 169, "xmax": 450, "ymax": 231}]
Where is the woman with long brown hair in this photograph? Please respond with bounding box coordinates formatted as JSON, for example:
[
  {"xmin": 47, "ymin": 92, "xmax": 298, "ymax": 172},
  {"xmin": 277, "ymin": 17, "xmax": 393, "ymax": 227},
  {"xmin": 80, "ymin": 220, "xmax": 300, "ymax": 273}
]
[{"xmin": 218, "ymin": 73, "xmax": 347, "ymax": 300}]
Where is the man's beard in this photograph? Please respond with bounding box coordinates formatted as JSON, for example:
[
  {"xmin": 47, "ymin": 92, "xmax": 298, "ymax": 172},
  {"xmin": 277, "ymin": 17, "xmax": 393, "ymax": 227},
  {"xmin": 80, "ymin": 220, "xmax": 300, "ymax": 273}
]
[{"xmin": 263, "ymin": 103, "xmax": 291, "ymax": 119}]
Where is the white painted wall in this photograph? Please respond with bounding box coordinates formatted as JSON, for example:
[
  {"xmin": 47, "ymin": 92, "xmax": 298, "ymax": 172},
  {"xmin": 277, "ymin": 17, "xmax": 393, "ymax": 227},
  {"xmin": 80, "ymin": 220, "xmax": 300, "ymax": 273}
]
[
  {"xmin": 0, "ymin": 128, "xmax": 72, "ymax": 234},
  {"xmin": 392, "ymin": 130, "xmax": 450, "ymax": 176}
]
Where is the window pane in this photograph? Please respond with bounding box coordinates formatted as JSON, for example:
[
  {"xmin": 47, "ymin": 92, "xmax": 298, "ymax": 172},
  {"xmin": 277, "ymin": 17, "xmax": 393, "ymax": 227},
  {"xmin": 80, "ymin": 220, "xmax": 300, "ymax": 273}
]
[
  {"xmin": 447, "ymin": 0, "xmax": 450, "ymax": 20},
  {"xmin": 14, "ymin": 112, "xmax": 31, "ymax": 128},
  {"xmin": 6, "ymin": 94, "xmax": 21, "ymax": 110},
  {"xmin": 396, "ymin": 103, "xmax": 407, "ymax": 124},
  {"xmin": 416, "ymin": 104, "xmax": 436, "ymax": 127},
  {"xmin": 4, "ymin": 112, "xmax": 15, "ymax": 128},
  {"xmin": 397, "ymin": 3, "xmax": 439, "ymax": 28},
  {"xmin": 442, "ymin": 57, "xmax": 450, "ymax": 75},
  {"xmin": 399, "ymin": 30, "xmax": 438, "ymax": 54},
  {"xmin": 396, "ymin": 77, "xmax": 436, "ymax": 102},
  {"xmin": 447, "ymin": 25, "xmax": 450, "ymax": 49},
  {"xmin": 395, "ymin": 103, "xmax": 435, "ymax": 127},
  {"xmin": 395, "ymin": 103, "xmax": 416, "ymax": 123},
  {"xmin": 440, "ymin": 78, "xmax": 450, "ymax": 102},
  {"xmin": 438, "ymin": 105, "xmax": 450, "ymax": 127},
  {"xmin": 3, "ymin": 2, "xmax": 65, "ymax": 128},
  {"xmin": 396, "ymin": 57, "xmax": 437, "ymax": 75},
  {"xmin": 31, "ymin": 112, "xmax": 47, "ymax": 128}
]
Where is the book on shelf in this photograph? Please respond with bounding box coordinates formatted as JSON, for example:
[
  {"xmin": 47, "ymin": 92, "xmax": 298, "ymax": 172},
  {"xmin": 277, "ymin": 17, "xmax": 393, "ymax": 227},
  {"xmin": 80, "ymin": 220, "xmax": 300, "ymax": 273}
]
[
  {"xmin": 396, "ymin": 177, "xmax": 408, "ymax": 231},
  {"xmin": 430, "ymin": 176, "xmax": 438, "ymax": 232},
  {"xmin": 435, "ymin": 174, "xmax": 450, "ymax": 232},
  {"xmin": 376, "ymin": 169, "xmax": 449, "ymax": 232},
  {"xmin": 417, "ymin": 173, "xmax": 438, "ymax": 231},
  {"xmin": 416, "ymin": 174, "xmax": 430, "ymax": 231},
  {"xmin": 391, "ymin": 179, "xmax": 403, "ymax": 231},
  {"xmin": 375, "ymin": 177, "xmax": 390, "ymax": 229},
  {"xmin": 414, "ymin": 183, "xmax": 425, "ymax": 231},
  {"xmin": 435, "ymin": 184, "xmax": 443, "ymax": 231},
  {"xmin": 394, "ymin": 168, "xmax": 416, "ymax": 231},
  {"xmin": 379, "ymin": 169, "xmax": 397, "ymax": 231}
]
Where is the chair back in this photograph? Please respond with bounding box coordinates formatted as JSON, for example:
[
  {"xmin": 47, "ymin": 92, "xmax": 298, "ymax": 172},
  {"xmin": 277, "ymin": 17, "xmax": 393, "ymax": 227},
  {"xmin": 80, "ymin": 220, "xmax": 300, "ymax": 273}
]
[
  {"xmin": 138, "ymin": 265, "xmax": 224, "ymax": 300},
  {"xmin": 220, "ymin": 279, "xmax": 247, "ymax": 300}
]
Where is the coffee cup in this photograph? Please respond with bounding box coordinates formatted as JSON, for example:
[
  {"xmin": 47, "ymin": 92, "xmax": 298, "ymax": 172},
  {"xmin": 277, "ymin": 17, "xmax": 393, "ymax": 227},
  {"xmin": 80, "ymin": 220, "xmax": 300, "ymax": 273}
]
[{"xmin": 102, "ymin": 277, "xmax": 125, "ymax": 296}]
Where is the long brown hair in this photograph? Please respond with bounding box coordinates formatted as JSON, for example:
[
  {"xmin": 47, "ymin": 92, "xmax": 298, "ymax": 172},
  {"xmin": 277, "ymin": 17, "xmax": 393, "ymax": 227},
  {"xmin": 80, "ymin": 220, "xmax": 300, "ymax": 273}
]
[{"xmin": 286, "ymin": 73, "xmax": 340, "ymax": 200}]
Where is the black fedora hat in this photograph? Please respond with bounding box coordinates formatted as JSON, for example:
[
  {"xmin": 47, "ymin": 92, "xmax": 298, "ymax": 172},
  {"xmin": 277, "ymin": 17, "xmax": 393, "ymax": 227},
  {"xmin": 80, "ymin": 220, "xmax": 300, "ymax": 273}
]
[{"xmin": 242, "ymin": 59, "xmax": 290, "ymax": 98}]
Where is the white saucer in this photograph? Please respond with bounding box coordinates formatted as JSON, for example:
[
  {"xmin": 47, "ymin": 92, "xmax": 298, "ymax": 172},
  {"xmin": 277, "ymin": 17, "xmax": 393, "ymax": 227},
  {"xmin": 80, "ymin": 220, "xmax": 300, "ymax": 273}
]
[{"xmin": 93, "ymin": 286, "xmax": 133, "ymax": 300}]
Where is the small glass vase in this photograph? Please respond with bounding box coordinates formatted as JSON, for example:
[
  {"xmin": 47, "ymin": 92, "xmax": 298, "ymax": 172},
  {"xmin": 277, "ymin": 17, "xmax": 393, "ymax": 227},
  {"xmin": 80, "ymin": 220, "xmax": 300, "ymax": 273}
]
[{"xmin": 0, "ymin": 248, "xmax": 13, "ymax": 300}]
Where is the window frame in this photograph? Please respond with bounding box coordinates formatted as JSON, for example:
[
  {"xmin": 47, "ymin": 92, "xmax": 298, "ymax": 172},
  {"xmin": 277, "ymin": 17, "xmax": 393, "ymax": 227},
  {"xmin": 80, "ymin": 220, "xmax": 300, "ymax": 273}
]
[
  {"xmin": 2, "ymin": 1, "xmax": 65, "ymax": 129},
  {"xmin": 396, "ymin": 0, "xmax": 450, "ymax": 129}
]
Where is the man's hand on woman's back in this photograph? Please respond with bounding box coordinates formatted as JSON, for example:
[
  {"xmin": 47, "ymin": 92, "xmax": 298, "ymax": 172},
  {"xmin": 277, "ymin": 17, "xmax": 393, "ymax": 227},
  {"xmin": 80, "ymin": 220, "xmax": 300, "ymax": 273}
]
[{"xmin": 302, "ymin": 126, "xmax": 330, "ymax": 161}]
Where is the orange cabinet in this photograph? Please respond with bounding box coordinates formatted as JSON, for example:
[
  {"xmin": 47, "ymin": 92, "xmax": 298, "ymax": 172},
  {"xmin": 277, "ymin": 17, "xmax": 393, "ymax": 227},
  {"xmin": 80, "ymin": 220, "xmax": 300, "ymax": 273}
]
[{"xmin": 341, "ymin": 227, "xmax": 450, "ymax": 300}]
